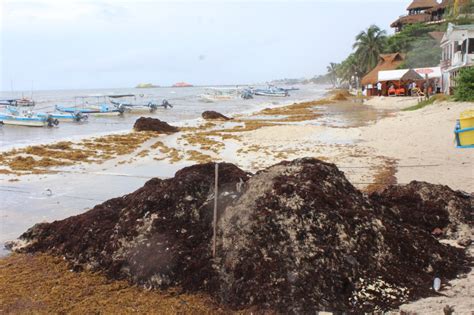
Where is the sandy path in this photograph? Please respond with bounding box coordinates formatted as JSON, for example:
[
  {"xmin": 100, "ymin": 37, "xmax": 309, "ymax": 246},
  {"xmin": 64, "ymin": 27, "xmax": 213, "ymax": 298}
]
[{"xmin": 360, "ymin": 100, "xmax": 473, "ymax": 192}]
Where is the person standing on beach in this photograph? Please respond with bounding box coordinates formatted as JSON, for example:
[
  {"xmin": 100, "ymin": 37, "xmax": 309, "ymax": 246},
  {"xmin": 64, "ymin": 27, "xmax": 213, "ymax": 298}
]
[{"xmin": 377, "ymin": 82, "xmax": 382, "ymax": 96}]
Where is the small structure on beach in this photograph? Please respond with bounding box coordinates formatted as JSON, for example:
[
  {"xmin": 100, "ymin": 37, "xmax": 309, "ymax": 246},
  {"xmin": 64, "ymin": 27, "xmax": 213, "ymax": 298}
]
[
  {"xmin": 361, "ymin": 53, "xmax": 406, "ymax": 96},
  {"xmin": 440, "ymin": 23, "xmax": 474, "ymax": 94},
  {"xmin": 378, "ymin": 67, "xmax": 441, "ymax": 96}
]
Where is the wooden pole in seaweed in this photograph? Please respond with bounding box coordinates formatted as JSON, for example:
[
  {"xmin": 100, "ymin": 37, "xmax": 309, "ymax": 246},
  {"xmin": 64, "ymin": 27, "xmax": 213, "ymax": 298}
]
[{"xmin": 213, "ymin": 163, "xmax": 218, "ymax": 258}]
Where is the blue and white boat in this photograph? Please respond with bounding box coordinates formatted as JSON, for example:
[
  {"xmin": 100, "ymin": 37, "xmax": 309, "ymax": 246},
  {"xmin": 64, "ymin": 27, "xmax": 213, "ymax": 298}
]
[
  {"xmin": 253, "ymin": 87, "xmax": 289, "ymax": 97},
  {"xmin": 56, "ymin": 95, "xmax": 125, "ymax": 116},
  {"xmin": 108, "ymin": 95, "xmax": 173, "ymax": 113},
  {"xmin": 37, "ymin": 111, "xmax": 88, "ymax": 122},
  {"xmin": 0, "ymin": 107, "xmax": 58, "ymax": 127},
  {"xmin": 56, "ymin": 104, "xmax": 124, "ymax": 116}
]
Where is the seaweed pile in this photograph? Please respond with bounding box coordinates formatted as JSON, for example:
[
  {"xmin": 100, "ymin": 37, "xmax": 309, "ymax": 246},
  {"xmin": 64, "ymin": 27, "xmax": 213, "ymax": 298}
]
[
  {"xmin": 202, "ymin": 111, "xmax": 231, "ymax": 121},
  {"xmin": 12, "ymin": 158, "xmax": 471, "ymax": 313},
  {"xmin": 133, "ymin": 117, "xmax": 180, "ymax": 133}
]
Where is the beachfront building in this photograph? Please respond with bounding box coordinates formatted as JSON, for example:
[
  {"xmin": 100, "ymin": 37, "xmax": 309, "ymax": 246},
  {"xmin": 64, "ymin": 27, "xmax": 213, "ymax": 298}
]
[
  {"xmin": 378, "ymin": 67, "xmax": 442, "ymax": 96},
  {"xmin": 391, "ymin": 0, "xmax": 446, "ymax": 32},
  {"xmin": 361, "ymin": 53, "xmax": 406, "ymax": 96},
  {"xmin": 440, "ymin": 23, "xmax": 474, "ymax": 94}
]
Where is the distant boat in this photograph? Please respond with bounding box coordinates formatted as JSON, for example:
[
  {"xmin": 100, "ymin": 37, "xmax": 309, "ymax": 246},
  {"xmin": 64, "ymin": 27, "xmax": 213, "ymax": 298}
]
[
  {"xmin": 172, "ymin": 82, "xmax": 193, "ymax": 87},
  {"xmin": 200, "ymin": 89, "xmax": 236, "ymax": 102},
  {"xmin": 240, "ymin": 89, "xmax": 254, "ymax": 99},
  {"xmin": 56, "ymin": 96, "xmax": 124, "ymax": 116},
  {"xmin": 0, "ymin": 107, "xmax": 58, "ymax": 127},
  {"xmin": 254, "ymin": 87, "xmax": 289, "ymax": 97},
  {"xmin": 0, "ymin": 98, "xmax": 36, "ymax": 107},
  {"xmin": 108, "ymin": 94, "xmax": 173, "ymax": 112}
]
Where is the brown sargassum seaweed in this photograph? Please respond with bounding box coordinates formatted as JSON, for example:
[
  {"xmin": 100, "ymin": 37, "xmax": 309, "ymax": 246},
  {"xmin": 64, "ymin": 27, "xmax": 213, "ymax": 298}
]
[{"xmin": 13, "ymin": 158, "xmax": 472, "ymax": 313}]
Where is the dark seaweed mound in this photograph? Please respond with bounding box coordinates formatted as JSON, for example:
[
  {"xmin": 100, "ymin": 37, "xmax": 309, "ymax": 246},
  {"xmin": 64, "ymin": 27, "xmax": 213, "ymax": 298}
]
[
  {"xmin": 370, "ymin": 181, "xmax": 473, "ymax": 238},
  {"xmin": 201, "ymin": 111, "xmax": 231, "ymax": 121},
  {"xmin": 15, "ymin": 158, "xmax": 471, "ymax": 313},
  {"xmin": 133, "ymin": 117, "xmax": 179, "ymax": 133}
]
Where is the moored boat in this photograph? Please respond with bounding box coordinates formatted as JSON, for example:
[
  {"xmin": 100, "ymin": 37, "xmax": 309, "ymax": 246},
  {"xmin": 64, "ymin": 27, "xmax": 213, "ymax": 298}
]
[
  {"xmin": 108, "ymin": 95, "xmax": 173, "ymax": 113},
  {"xmin": 0, "ymin": 107, "xmax": 59, "ymax": 127},
  {"xmin": 37, "ymin": 111, "xmax": 88, "ymax": 122},
  {"xmin": 0, "ymin": 98, "xmax": 36, "ymax": 107},
  {"xmin": 254, "ymin": 87, "xmax": 289, "ymax": 97}
]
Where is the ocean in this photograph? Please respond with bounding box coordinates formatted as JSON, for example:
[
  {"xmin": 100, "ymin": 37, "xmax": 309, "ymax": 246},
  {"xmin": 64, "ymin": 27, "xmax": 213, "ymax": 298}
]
[{"xmin": 0, "ymin": 85, "xmax": 328, "ymax": 150}]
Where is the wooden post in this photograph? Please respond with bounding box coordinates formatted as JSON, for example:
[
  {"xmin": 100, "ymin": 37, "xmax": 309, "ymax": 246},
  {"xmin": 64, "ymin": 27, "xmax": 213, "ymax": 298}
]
[{"xmin": 212, "ymin": 163, "xmax": 218, "ymax": 258}]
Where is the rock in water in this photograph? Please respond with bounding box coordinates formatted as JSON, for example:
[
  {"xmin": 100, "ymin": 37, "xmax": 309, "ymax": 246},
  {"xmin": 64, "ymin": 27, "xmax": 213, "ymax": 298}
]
[
  {"xmin": 15, "ymin": 158, "xmax": 469, "ymax": 313},
  {"xmin": 202, "ymin": 111, "xmax": 231, "ymax": 121},
  {"xmin": 133, "ymin": 117, "xmax": 180, "ymax": 133}
]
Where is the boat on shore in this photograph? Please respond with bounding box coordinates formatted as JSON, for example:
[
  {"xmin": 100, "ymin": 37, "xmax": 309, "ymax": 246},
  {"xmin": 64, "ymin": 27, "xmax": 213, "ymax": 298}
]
[
  {"xmin": 0, "ymin": 107, "xmax": 59, "ymax": 127},
  {"xmin": 108, "ymin": 95, "xmax": 173, "ymax": 113}
]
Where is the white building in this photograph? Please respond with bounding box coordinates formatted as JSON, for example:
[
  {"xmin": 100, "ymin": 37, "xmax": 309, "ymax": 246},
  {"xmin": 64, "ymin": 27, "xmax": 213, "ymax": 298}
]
[{"xmin": 440, "ymin": 23, "xmax": 474, "ymax": 94}]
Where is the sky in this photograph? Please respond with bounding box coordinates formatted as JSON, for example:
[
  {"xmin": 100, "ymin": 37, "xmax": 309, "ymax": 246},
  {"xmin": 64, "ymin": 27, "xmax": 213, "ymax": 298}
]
[{"xmin": 0, "ymin": 0, "xmax": 412, "ymax": 91}]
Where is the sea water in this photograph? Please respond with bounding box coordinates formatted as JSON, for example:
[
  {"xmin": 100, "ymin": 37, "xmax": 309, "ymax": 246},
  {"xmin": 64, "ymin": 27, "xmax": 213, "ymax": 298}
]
[{"xmin": 0, "ymin": 85, "xmax": 327, "ymax": 150}]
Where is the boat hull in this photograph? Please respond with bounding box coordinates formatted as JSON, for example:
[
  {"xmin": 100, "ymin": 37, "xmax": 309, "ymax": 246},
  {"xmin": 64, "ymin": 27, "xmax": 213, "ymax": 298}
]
[
  {"xmin": 0, "ymin": 118, "xmax": 46, "ymax": 127},
  {"xmin": 254, "ymin": 92, "xmax": 288, "ymax": 97}
]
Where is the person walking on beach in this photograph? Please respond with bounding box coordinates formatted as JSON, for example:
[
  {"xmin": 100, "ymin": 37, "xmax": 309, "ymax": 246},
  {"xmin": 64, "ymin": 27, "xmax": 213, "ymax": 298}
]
[
  {"xmin": 423, "ymin": 80, "xmax": 430, "ymax": 100},
  {"xmin": 377, "ymin": 82, "xmax": 382, "ymax": 96}
]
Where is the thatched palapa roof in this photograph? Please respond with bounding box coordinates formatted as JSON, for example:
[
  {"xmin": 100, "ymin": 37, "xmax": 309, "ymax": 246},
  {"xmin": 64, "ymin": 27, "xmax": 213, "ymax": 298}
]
[
  {"xmin": 401, "ymin": 69, "xmax": 424, "ymax": 81},
  {"xmin": 407, "ymin": 0, "xmax": 439, "ymax": 10},
  {"xmin": 361, "ymin": 53, "xmax": 406, "ymax": 86},
  {"xmin": 425, "ymin": 0, "xmax": 452, "ymax": 12},
  {"xmin": 390, "ymin": 13, "xmax": 431, "ymax": 28}
]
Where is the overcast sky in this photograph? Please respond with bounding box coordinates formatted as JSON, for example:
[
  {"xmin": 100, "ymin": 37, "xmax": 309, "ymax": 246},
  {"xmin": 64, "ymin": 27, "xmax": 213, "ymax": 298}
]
[{"xmin": 1, "ymin": 0, "xmax": 411, "ymax": 91}]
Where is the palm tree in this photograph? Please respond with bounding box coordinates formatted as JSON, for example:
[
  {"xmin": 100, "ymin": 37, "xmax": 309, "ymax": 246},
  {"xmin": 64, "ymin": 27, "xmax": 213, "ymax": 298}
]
[
  {"xmin": 353, "ymin": 25, "xmax": 387, "ymax": 74},
  {"xmin": 326, "ymin": 62, "xmax": 339, "ymax": 87}
]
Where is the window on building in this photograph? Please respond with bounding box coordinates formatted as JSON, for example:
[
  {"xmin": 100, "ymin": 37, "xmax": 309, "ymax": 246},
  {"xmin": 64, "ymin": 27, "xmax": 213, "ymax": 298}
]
[{"xmin": 468, "ymin": 38, "xmax": 474, "ymax": 54}]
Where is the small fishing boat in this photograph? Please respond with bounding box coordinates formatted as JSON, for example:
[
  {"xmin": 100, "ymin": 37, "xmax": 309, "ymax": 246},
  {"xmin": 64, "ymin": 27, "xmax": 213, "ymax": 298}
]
[
  {"xmin": 56, "ymin": 95, "xmax": 124, "ymax": 116},
  {"xmin": 254, "ymin": 87, "xmax": 289, "ymax": 97},
  {"xmin": 0, "ymin": 98, "xmax": 36, "ymax": 107},
  {"xmin": 55, "ymin": 104, "xmax": 124, "ymax": 115},
  {"xmin": 200, "ymin": 89, "xmax": 237, "ymax": 102},
  {"xmin": 240, "ymin": 89, "xmax": 254, "ymax": 99},
  {"xmin": 0, "ymin": 107, "xmax": 58, "ymax": 127},
  {"xmin": 108, "ymin": 95, "xmax": 173, "ymax": 113},
  {"xmin": 37, "ymin": 111, "xmax": 88, "ymax": 122}
]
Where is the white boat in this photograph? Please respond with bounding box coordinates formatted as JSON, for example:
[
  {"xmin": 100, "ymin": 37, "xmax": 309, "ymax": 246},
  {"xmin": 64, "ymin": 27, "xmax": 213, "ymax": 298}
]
[
  {"xmin": 200, "ymin": 89, "xmax": 236, "ymax": 102},
  {"xmin": 0, "ymin": 107, "xmax": 58, "ymax": 127},
  {"xmin": 0, "ymin": 98, "xmax": 36, "ymax": 107},
  {"xmin": 108, "ymin": 95, "xmax": 173, "ymax": 113},
  {"xmin": 254, "ymin": 87, "xmax": 289, "ymax": 97},
  {"xmin": 56, "ymin": 95, "xmax": 124, "ymax": 116},
  {"xmin": 37, "ymin": 111, "xmax": 88, "ymax": 122}
]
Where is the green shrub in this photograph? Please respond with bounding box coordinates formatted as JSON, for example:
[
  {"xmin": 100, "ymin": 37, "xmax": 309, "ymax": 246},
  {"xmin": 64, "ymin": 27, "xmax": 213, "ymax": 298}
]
[
  {"xmin": 454, "ymin": 67, "xmax": 474, "ymax": 102},
  {"xmin": 403, "ymin": 94, "xmax": 450, "ymax": 111}
]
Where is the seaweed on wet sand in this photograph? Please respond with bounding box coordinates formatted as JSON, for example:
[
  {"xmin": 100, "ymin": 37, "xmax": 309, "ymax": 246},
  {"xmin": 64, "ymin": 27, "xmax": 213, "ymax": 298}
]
[{"xmin": 0, "ymin": 254, "xmax": 225, "ymax": 314}]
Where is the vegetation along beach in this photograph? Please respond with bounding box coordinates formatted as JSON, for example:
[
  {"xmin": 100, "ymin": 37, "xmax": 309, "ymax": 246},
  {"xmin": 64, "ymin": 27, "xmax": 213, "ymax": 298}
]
[{"xmin": 1, "ymin": 0, "xmax": 473, "ymax": 314}]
